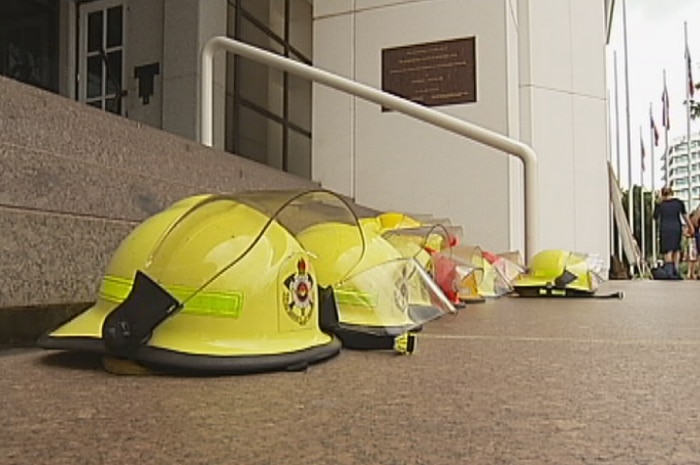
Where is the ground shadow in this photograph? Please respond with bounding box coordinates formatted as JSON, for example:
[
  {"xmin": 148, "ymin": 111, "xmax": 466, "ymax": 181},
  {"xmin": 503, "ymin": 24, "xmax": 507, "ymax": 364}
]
[{"xmin": 36, "ymin": 350, "xmax": 103, "ymax": 371}]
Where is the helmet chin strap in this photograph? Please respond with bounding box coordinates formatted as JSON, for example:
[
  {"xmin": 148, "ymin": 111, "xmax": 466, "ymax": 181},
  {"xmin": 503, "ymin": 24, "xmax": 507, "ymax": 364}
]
[
  {"xmin": 318, "ymin": 286, "xmax": 417, "ymax": 354},
  {"xmin": 101, "ymin": 270, "xmax": 182, "ymax": 357}
]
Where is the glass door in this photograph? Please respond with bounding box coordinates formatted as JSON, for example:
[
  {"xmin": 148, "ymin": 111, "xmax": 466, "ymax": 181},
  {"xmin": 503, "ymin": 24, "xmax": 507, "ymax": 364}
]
[
  {"xmin": 0, "ymin": 0, "xmax": 59, "ymax": 93},
  {"xmin": 78, "ymin": 0, "xmax": 125, "ymax": 115}
]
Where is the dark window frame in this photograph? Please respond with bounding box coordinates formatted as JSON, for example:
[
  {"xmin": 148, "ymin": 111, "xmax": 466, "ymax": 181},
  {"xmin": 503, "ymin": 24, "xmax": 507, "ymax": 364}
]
[{"xmin": 227, "ymin": 0, "xmax": 312, "ymax": 175}]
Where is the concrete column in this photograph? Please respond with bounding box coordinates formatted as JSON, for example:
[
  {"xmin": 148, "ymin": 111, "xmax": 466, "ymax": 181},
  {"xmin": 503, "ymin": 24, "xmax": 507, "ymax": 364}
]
[
  {"xmin": 126, "ymin": 0, "xmax": 165, "ymax": 129},
  {"xmin": 518, "ymin": 0, "xmax": 609, "ymax": 261},
  {"xmin": 313, "ymin": 0, "xmax": 515, "ymax": 253},
  {"xmin": 162, "ymin": 0, "xmax": 227, "ymax": 148}
]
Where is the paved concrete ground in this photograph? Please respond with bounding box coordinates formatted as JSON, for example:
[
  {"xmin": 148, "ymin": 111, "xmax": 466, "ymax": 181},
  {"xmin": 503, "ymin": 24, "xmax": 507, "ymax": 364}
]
[{"xmin": 3, "ymin": 281, "xmax": 700, "ymax": 465}]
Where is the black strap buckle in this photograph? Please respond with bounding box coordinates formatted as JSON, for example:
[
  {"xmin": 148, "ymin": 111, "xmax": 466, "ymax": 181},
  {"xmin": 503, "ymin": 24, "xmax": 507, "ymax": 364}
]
[
  {"xmin": 102, "ymin": 270, "xmax": 182, "ymax": 357},
  {"xmin": 554, "ymin": 269, "xmax": 578, "ymax": 288}
]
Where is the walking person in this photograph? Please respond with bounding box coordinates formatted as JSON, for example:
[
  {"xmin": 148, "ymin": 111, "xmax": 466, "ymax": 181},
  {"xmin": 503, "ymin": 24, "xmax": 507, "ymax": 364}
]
[
  {"xmin": 653, "ymin": 186, "xmax": 694, "ymax": 279},
  {"xmin": 688, "ymin": 207, "xmax": 700, "ymax": 280}
]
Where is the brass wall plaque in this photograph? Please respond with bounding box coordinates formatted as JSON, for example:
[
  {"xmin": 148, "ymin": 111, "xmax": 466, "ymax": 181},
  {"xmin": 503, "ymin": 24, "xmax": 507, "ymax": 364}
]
[{"xmin": 382, "ymin": 37, "xmax": 476, "ymax": 108}]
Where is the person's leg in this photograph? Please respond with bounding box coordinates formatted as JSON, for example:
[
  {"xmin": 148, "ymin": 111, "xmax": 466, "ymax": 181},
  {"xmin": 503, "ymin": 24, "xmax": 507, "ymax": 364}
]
[
  {"xmin": 658, "ymin": 228, "xmax": 677, "ymax": 278},
  {"xmin": 662, "ymin": 249, "xmax": 674, "ymax": 278},
  {"xmin": 687, "ymin": 237, "xmax": 697, "ymax": 278},
  {"xmin": 672, "ymin": 226, "xmax": 684, "ymax": 278},
  {"xmin": 659, "ymin": 251, "xmax": 675, "ymax": 279},
  {"xmin": 688, "ymin": 237, "xmax": 698, "ymax": 279},
  {"xmin": 661, "ymin": 227, "xmax": 677, "ymax": 263},
  {"xmin": 673, "ymin": 250, "xmax": 682, "ymax": 278},
  {"xmin": 696, "ymin": 234, "xmax": 700, "ymax": 279}
]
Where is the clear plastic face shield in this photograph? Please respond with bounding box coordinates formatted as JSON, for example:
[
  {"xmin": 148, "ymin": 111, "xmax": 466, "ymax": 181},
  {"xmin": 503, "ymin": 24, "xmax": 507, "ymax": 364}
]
[
  {"xmin": 296, "ymin": 209, "xmax": 455, "ymax": 353},
  {"xmin": 453, "ymin": 246, "xmax": 524, "ymax": 299},
  {"xmin": 381, "ymin": 223, "xmax": 460, "ymax": 257},
  {"xmin": 431, "ymin": 251, "xmax": 484, "ymax": 302},
  {"xmin": 382, "ymin": 223, "xmax": 457, "ymax": 283},
  {"xmin": 333, "ymin": 256, "xmax": 455, "ymax": 334},
  {"xmin": 143, "ymin": 190, "xmax": 367, "ymax": 296},
  {"xmin": 493, "ymin": 252, "xmax": 526, "ymax": 283},
  {"xmin": 380, "ymin": 222, "xmax": 480, "ymax": 305},
  {"xmin": 563, "ymin": 252, "xmax": 605, "ymax": 291}
]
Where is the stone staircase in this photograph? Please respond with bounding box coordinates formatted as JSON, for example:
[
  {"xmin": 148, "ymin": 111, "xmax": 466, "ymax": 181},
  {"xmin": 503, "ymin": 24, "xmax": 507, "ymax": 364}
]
[{"xmin": 0, "ymin": 76, "xmax": 379, "ymax": 346}]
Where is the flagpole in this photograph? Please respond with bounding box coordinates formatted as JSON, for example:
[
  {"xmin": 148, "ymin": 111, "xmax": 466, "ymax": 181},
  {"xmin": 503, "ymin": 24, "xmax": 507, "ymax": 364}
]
[
  {"xmin": 614, "ymin": 51, "xmax": 623, "ymax": 260},
  {"xmin": 622, "ymin": 0, "xmax": 635, "ymax": 274},
  {"xmin": 660, "ymin": 70, "xmax": 671, "ymax": 268},
  {"xmin": 650, "ymin": 103, "xmax": 657, "ymax": 263},
  {"xmin": 608, "ymin": 89, "xmax": 616, "ymax": 262},
  {"xmin": 663, "ymin": 70, "xmax": 669, "ymax": 181},
  {"xmin": 685, "ymin": 22, "xmax": 692, "ymax": 209},
  {"xmin": 640, "ymin": 126, "xmax": 646, "ymax": 262}
]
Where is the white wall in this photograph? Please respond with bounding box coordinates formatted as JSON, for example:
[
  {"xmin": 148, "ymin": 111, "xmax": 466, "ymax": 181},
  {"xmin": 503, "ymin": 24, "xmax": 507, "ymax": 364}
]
[
  {"xmin": 313, "ymin": 0, "xmax": 610, "ymax": 263},
  {"xmin": 506, "ymin": 0, "xmax": 524, "ymax": 252},
  {"xmin": 313, "ymin": 0, "xmax": 516, "ymax": 253},
  {"xmin": 518, "ymin": 0, "xmax": 610, "ymax": 260}
]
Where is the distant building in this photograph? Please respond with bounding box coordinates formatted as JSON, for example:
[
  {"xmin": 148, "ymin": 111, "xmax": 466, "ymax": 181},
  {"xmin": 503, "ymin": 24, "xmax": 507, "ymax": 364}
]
[{"xmin": 663, "ymin": 132, "xmax": 700, "ymax": 211}]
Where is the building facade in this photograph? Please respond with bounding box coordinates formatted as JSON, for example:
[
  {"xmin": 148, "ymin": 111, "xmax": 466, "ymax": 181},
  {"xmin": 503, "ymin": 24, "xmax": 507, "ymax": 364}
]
[
  {"xmin": 0, "ymin": 0, "xmax": 610, "ymax": 264},
  {"xmin": 664, "ymin": 132, "xmax": 700, "ymax": 212}
]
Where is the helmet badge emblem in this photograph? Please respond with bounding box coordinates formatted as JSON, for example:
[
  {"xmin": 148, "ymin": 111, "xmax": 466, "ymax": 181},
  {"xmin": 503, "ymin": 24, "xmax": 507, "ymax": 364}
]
[{"xmin": 283, "ymin": 258, "xmax": 314, "ymax": 325}]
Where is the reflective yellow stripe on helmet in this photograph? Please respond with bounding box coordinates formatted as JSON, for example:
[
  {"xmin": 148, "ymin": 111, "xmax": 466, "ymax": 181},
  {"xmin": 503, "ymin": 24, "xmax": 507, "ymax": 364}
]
[
  {"xmin": 99, "ymin": 275, "xmax": 244, "ymax": 318},
  {"xmin": 334, "ymin": 289, "xmax": 378, "ymax": 308},
  {"xmin": 538, "ymin": 288, "xmax": 566, "ymax": 296}
]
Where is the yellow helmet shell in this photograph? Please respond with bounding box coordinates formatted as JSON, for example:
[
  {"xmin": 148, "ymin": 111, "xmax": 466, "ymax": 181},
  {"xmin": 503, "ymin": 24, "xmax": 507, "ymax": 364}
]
[
  {"xmin": 298, "ymin": 223, "xmax": 423, "ymax": 329},
  {"xmin": 376, "ymin": 212, "xmax": 422, "ymax": 231},
  {"xmin": 40, "ymin": 195, "xmax": 340, "ymax": 373},
  {"xmin": 514, "ymin": 249, "xmax": 597, "ymax": 295}
]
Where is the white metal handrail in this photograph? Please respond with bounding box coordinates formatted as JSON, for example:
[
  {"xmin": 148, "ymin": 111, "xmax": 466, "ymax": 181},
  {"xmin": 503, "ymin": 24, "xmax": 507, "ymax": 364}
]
[{"xmin": 200, "ymin": 36, "xmax": 538, "ymax": 258}]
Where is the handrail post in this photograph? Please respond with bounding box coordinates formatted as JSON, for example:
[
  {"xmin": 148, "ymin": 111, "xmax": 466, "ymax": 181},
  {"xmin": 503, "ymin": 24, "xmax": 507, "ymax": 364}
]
[
  {"xmin": 200, "ymin": 36, "xmax": 538, "ymax": 259},
  {"xmin": 200, "ymin": 39, "xmax": 216, "ymax": 147}
]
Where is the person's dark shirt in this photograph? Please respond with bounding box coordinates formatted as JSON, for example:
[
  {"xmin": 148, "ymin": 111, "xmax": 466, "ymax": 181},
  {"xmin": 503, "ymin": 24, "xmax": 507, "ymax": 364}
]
[{"xmin": 653, "ymin": 198, "xmax": 686, "ymax": 229}]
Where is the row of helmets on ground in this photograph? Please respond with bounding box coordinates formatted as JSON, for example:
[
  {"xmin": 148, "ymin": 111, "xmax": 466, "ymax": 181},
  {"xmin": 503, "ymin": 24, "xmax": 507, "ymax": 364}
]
[
  {"xmin": 372, "ymin": 212, "xmax": 614, "ymax": 300},
  {"xmin": 39, "ymin": 189, "xmax": 614, "ymax": 376},
  {"xmin": 372, "ymin": 214, "xmax": 520, "ymax": 303},
  {"xmin": 39, "ymin": 190, "xmax": 458, "ymax": 375}
]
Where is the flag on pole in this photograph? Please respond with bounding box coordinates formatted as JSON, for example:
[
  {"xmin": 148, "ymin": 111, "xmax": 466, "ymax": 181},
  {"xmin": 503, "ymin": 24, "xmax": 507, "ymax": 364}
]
[
  {"xmin": 687, "ymin": 42, "xmax": 695, "ymax": 98},
  {"xmin": 650, "ymin": 108, "xmax": 659, "ymax": 146},
  {"xmin": 662, "ymin": 82, "xmax": 671, "ymax": 129},
  {"xmin": 641, "ymin": 133, "xmax": 646, "ymax": 172}
]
